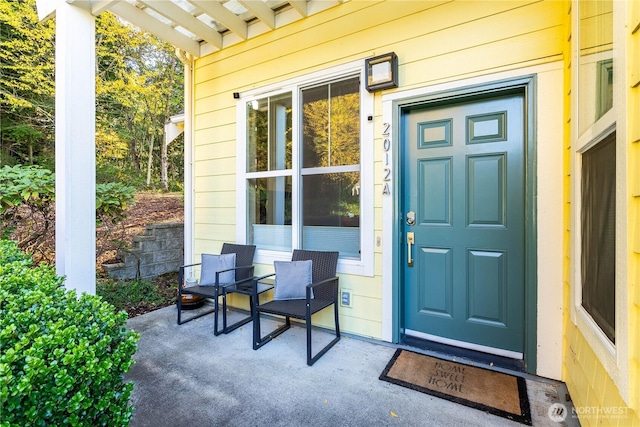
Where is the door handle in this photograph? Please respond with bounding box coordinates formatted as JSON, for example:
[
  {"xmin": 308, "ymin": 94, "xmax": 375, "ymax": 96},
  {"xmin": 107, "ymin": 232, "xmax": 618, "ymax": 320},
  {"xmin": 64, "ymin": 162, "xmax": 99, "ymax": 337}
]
[{"xmin": 407, "ymin": 232, "xmax": 415, "ymax": 267}]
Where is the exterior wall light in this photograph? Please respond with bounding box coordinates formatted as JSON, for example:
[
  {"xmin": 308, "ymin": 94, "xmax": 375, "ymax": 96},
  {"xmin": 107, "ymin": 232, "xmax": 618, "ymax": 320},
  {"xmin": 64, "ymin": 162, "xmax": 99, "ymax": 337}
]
[{"xmin": 365, "ymin": 52, "xmax": 398, "ymax": 92}]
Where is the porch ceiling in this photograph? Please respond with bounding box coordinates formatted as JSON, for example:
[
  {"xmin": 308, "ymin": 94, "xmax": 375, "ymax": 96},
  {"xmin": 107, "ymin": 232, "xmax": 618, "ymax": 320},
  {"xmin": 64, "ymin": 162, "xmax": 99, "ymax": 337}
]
[{"xmin": 48, "ymin": 0, "xmax": 344, "ymax": 57}]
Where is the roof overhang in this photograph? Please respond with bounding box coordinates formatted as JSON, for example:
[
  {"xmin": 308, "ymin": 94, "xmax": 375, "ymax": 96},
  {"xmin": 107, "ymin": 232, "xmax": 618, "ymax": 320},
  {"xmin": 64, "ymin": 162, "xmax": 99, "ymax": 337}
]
[{"xmin": 36, "ymin": 0, "xmax": 345, "ymax": 58}]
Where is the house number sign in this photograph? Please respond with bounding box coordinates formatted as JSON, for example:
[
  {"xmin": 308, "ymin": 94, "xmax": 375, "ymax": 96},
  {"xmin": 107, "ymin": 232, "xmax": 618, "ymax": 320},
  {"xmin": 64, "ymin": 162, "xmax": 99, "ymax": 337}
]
[{"xmin": 382, "ymin": 122, "xmax": 391, "ymax": 195}]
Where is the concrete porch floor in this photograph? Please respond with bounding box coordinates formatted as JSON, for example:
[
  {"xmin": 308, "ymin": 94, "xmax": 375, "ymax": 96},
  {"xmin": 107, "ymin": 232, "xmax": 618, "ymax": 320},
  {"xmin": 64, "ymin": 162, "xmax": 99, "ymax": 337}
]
[{"xmin": 125, "ymin": 305, "xmax": 580, "ymax": 426}]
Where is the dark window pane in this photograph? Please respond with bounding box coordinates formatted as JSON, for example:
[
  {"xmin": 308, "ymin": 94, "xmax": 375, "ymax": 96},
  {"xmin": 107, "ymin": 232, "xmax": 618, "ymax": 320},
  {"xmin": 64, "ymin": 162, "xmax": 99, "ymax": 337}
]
[
  {"xmin": 581, "ymin": 131, "xmax": 616, "ymax": 342},
  {"xmin": 302, "ymin": 172, "xmax": 360, "ymax": 258}
]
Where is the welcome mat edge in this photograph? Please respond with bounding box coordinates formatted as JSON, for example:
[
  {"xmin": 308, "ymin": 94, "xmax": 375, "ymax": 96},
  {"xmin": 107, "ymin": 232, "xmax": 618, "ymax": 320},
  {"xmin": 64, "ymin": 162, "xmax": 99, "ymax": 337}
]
[{"xmin": 379, "ymin": 348, "xmax": 532, "ymax": 426}]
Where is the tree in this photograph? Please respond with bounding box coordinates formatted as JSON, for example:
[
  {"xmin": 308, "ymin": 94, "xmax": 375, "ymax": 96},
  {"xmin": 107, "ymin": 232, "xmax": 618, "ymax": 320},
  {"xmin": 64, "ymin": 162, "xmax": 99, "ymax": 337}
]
[
  {"xmin": 0, "ymin": 0, "xmax": 55, "ymax": 167},
  {"xmin": 94, "ymin": 12, "xmax": 184, "ymax": 191},
  {"xmin": 1, "ymin": 0, "xmax": 184, "ymax": 191}
]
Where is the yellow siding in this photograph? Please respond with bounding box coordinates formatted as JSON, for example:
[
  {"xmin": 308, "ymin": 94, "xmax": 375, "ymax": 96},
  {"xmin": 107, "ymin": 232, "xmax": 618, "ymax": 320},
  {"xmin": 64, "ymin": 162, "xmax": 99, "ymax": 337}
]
[
  {"xmin": 564, "ymin": 326, "xmax": 639, "ymax": 426},
  {"xmin": 562, "ymin": 1, "xmax": 640, "ymax": 425},
  {"xmin": 192, "ymin": 0, "xmax": 565, "ymax": 339},
  {"xmin": 629, "ymin": 0, "xmax": 640, "ymax": 416}
]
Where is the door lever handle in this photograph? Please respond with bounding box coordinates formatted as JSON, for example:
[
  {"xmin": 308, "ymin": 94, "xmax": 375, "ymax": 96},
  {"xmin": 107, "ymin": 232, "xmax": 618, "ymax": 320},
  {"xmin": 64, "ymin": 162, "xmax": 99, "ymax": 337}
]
[{"xmin": 407, "ymin": 232, "xmax": 415, "ymax": 267}]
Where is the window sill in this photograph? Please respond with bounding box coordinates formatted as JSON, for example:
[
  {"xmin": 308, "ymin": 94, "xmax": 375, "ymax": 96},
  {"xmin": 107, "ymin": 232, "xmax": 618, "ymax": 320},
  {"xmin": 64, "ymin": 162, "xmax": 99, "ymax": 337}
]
[{"xmin": 254, "ymin": 249, "xmax": 374, "ymax": 277}]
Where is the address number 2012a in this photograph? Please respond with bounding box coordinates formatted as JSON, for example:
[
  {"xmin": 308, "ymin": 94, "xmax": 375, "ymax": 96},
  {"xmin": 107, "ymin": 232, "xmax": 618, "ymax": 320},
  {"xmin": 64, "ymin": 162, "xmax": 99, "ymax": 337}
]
[{"xmin": 382, "ymin": 122, "xmax": 391, "ymax": 195}]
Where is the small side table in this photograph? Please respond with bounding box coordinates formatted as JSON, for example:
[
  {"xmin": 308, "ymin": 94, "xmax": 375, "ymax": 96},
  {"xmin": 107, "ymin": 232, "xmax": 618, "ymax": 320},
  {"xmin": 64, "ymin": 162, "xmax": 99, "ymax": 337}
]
[{"xmin": 215, "ymin": 278, "xmax": 274, "ymax": 335}]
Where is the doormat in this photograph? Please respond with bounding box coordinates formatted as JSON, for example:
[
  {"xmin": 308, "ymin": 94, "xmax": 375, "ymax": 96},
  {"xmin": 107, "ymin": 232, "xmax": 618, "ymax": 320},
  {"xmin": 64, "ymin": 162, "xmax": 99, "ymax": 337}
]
[{"xmin": 379, "ymin": 349, "xmax": 532, "ymax": 425}]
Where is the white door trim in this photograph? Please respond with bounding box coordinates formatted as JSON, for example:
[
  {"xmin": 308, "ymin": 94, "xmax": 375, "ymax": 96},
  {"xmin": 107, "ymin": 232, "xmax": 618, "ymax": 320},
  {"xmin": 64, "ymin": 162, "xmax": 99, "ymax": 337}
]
[{"xmin": 381, "ymin": 62, "xmax": 564, "ymax": 380}]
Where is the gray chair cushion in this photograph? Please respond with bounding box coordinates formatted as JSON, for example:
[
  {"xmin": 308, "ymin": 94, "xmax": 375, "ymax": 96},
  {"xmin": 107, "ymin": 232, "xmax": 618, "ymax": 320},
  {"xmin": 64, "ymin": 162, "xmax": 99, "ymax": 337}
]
[
  {"xmin": 273, "ymin": 260, "xmax": 313, "ymax": 300},
  {"xmin": 200, "ymin": 253, "xmax": 236, "ymax": 286}
]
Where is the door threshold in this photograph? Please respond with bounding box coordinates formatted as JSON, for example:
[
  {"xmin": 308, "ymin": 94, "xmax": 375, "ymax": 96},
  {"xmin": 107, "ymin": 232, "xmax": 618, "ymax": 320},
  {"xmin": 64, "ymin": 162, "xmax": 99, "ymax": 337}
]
[{"xmin": 400, "ymin": 335, "xmax": 526, "ymax": 373}]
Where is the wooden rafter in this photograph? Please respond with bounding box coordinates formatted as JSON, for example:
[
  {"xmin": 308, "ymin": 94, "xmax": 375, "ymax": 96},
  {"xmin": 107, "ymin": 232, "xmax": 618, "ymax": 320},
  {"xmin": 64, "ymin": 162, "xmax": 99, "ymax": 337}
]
[
  {"xmin": 109, "ymin": 2, "xmax": 201, "ymax": 56},
  {"xmin": 188, "ymin": 0, "xmax": 247, "ymax": 40},
  {"xmin": 138, "ymin": 0, "xmax": 223, "ymax": 48}
]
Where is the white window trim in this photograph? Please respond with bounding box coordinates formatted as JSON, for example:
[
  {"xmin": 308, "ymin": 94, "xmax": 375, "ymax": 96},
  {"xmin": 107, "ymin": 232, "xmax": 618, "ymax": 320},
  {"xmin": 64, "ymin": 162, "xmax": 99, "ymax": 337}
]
[
  {"xmin": 569, "ymin": 0, "xmax": 630, "ymax": 404},
  {"xmin": 235, "ymin": 60, "xmax": 374, "ymax": 276}
]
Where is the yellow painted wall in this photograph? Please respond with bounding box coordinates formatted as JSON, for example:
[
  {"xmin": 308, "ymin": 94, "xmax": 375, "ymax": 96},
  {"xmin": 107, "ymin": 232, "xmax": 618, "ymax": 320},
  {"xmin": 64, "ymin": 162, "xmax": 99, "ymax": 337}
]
[
  {"xmin": 191, "ymin": 0, "xmax": 564, "ymax": 339},
  {"xmin": 562, "ymin": 1, "xmax": 640, "ymax": 425},
  {"xmin": 629, "ymin": 0, "xmax": 640, "ymax": 416}
]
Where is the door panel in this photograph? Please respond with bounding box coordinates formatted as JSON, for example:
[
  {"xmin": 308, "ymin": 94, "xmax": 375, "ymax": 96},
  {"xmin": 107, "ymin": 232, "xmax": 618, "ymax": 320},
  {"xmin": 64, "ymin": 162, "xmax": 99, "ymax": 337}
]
[
  {"xmin": 402, "ymin": 94, "xmax": 525, "ymax": 354},
  {"xmin": 418, "ymin": 246, "xmax": 453, "ymax": 317},
  {"xmin": 419, "ymin": 158, "xmax": 452, "ymax": 224}
]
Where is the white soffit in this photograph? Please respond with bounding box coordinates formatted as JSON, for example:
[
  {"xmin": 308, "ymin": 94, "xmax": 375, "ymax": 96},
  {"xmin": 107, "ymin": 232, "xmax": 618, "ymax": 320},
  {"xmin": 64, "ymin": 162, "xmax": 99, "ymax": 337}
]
[{"xmin": 56, "ymin": 0, "xmax": 345, "ymax": 58}]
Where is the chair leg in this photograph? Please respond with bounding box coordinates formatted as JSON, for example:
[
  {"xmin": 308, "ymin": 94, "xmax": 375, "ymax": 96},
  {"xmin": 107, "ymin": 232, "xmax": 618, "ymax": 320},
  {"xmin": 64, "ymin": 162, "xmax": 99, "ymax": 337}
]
[
  {"xmin": 306, "ymin": 304, "xmax": 341, "ymax": 366},
  {"xmin": 214, "ymin": 286, "xmax": 222, "ymax": 336},
  {"xmin": 177, "ymin": 287, "xmax": 216, "ymax": 326},
  {"xmin": 177, "ymin": 302, "xmax": 216, "ymax": 325},
  {"xmin": 177, "ymin": 288, "xmax": 182, "ymax": 324},
  {"xmin": 219, "ymin": 293, "xmax": 254, "ymax": 335},
  {"xmin": 253, "ymin": 312, "xmax": 291, "ymax": 350}
]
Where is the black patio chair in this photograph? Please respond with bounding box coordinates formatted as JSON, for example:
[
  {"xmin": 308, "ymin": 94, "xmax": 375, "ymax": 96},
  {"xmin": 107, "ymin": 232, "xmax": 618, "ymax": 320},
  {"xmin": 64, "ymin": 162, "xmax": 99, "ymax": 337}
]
[
  {"xmin": 252, "ymin": 250, "xmax": 340, "ymax": 366},
  {"xmin": 177, "ymin": 243, "xmax": 257, "ymax": 335}
]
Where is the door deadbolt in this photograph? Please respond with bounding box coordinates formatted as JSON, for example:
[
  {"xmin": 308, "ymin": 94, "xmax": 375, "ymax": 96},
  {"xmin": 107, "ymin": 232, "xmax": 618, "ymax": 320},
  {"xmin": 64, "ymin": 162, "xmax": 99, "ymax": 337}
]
[{"xmin": 406, "ymin": 211, "xmax": 416, "ymax": 226}]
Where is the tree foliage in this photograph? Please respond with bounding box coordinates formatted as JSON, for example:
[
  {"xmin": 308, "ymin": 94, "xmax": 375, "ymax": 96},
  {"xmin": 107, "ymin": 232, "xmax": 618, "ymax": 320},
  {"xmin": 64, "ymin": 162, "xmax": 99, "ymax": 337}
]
[
  {"xmin": 0, "ymin": 164, "xmax": 136, "ymax": 263},
  {"xmin": 0, "ymin": 0, "xmax": 184, "ymax": 191},
  {"xmin": 0, "ymin": 0, "xmax": 55, "ymax": 166}
]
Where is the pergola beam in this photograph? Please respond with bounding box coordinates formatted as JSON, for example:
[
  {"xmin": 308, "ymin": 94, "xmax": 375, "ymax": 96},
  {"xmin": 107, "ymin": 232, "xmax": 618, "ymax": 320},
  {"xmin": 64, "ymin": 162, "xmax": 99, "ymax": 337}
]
[
  {"xmin": 189, "ymin": 0, "xmax": 247, "ymax": 40},
  {"xmin": 139, "ymin": 0, "xmax": 222, "ymax": 49},
  {"xmin": 238, "ymin": 0, "xmax": 275, "ymax": 29},
  {"xmin": 91, "ymin": 0, "xmax": 118, "ymax": 15},
  {"xmin": 288, "ymin": 0, "xmax": 307, "ymax": 17},
  {"xmin": 110, "ymin": 1, "xmax": 201, "ymax": 57}
]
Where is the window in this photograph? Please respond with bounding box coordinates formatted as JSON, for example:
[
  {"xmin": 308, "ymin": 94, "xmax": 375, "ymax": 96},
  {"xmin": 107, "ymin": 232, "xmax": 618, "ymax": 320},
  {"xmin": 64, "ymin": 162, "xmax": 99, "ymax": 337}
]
[
  {"xmin": 581, "ymin": 131, "xmax": 616, "ymax": 343},
  {"xmin": 578, "ymin": 0, "xmax": 614, "ymax": 134},
  {"xmin": 575, "ymin": 0, "xmax": 617, "ymax": 345},
  {"xmin": 246, "ymin": 94, "xmax": 293, "ymax": 252},
  {"xmin": 301, "ymin": 78, "xmax": 360, "ymax": 257},
  {"xmin": 243, "ymin": 75, "xmax": 366, "ymax": 262}
]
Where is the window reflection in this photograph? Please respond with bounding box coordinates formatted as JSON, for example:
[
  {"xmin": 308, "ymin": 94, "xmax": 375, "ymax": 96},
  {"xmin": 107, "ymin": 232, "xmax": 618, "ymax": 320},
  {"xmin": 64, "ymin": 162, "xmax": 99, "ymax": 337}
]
[
  {"xmin": 247, "ymin": 177, "xmax": 292, "ymax": 251},
  {"xmin": 302, "ymin": 78, "xmax": 360, "ymax": 168},
  {"xmin": 246, "ymin": 93, "xmax": 292, "ymax": 172},
  {"xmin": 302, "ymin": 172, "xmax": 360, "ymax": 258},
  {"xmin": 578, "ymin": 0, "xmax": 613, "ymax": 134}
]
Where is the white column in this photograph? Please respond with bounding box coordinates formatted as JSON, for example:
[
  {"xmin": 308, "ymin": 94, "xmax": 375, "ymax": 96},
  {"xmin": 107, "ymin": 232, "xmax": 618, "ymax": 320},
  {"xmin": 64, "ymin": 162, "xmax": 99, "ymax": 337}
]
[
  {"xmin": 181, "ymin": 52, "xmax": 194, "ymax": 265},
  {"xmin": 55, "ymin": 3, "xmax": 96, "ymax": 295}
]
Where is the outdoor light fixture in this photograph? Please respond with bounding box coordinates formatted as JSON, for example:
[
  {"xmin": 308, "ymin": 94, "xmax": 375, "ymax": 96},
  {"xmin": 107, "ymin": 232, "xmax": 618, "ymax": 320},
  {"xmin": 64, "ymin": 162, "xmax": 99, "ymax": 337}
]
[{"xmin": 365, "ymin": 52, "xmax": 398, "ymax": 92}]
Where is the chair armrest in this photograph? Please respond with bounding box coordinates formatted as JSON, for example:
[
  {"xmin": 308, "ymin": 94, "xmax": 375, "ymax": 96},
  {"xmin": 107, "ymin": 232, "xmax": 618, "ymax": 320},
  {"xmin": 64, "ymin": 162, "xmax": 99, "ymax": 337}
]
[
  {"xmin": 178, "ymin": 263, "xmax": 203, "ymax": 290},
  {"xmin": 219, "ymin": 265, "xmax": 255, "ymax": 287},
  {"xmin": 307, "ymin": 276, "xmax": 339, "ymax": 301},
  {"xmin": 180, "ymin": 264, "xmax": 254, "ymax": 288},
  {"xmin": 180, "ymin": 262, "xmax": 203, "ymax": 269},
  {"xmin": 252, "ymin": 273, "xmax": 276, "ymax": 298}
]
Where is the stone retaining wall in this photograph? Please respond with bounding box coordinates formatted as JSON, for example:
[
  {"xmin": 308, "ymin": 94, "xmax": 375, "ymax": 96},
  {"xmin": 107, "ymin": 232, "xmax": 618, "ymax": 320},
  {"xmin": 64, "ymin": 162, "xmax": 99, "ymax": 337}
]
[{"xmin": 102, "ymin": 222, "xmax": 183, "ymax": 280}]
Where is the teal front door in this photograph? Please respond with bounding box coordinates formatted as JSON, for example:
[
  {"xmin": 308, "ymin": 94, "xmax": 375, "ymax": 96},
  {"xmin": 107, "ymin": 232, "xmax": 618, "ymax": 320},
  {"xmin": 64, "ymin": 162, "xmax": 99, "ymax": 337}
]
[{"xmin": 402, "ymin": 93, "xmax": 525, "ymax": 355}]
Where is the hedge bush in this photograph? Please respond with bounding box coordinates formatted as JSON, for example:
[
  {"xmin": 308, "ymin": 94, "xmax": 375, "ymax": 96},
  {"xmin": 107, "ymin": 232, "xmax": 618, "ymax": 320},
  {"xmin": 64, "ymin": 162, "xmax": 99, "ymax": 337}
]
[{"xmin": 0, "ymin": 240, "xmax": 140, "ymax": 426}]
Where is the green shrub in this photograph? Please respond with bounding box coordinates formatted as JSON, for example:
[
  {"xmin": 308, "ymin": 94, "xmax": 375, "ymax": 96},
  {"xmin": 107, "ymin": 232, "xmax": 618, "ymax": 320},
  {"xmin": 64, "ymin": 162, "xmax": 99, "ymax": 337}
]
[
  {"xmin": 0, "ymin": 239, "xmax": 140, "ymax": 427},
  {"xmin": 0, "ymin": 164, "xmax": 136, "ymax": 263}
]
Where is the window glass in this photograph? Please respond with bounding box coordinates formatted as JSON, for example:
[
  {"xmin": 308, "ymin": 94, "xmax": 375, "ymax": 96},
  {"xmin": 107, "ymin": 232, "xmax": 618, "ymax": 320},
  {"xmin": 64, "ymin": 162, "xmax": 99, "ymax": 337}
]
[
  {"xmin": 302, "ymin": 172, "xmax": 360, "ymax": 258},
  {"xmin": 581, "ymin": 131, "xmax": 616, "ymax": 343},
  {"xmin": 246, "ymin": 93, "xmax": 292, "ymax": 172},
  {"xmin": 247, "ymin": 176, "xmax": 292, "ymax": 252},
  {"xmin": 245, "ymin": 76, "xmax": 361, "ymax": 259},
  {"xmin": 302, "ymin": 78, "xmax": 360, "ymax": 168},
  {"xmin": 578, "ymin": 0, "xmax": 613, "ymax": 134}
]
